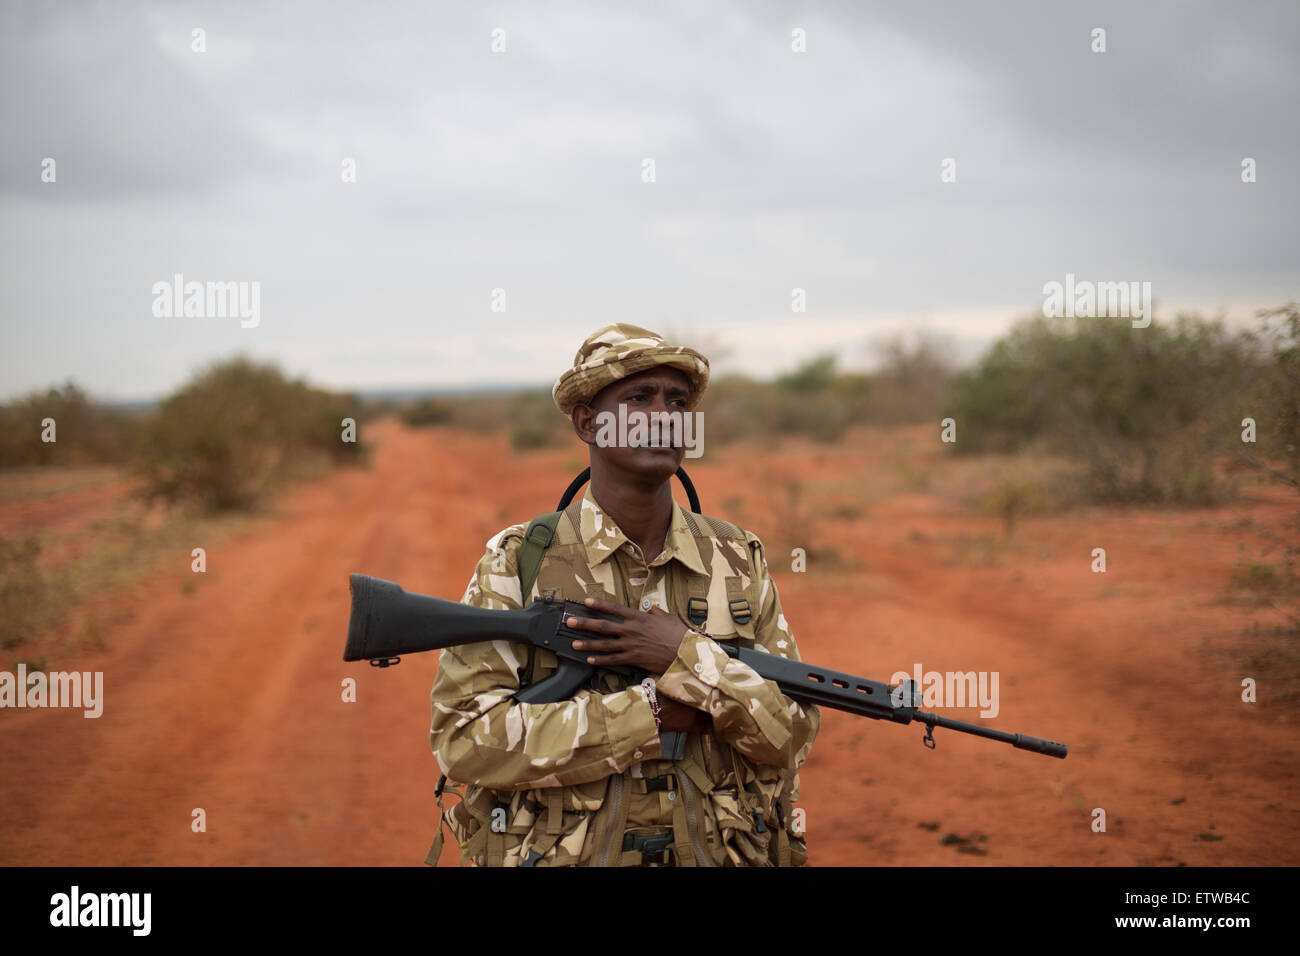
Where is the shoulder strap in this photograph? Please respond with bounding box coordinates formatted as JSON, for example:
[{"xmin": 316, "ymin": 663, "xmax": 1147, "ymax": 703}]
[
  {"xmin": 681, "ymin": 510, "xmax": 759, "ymax": 628},
  {"xmin": 515, "ymin": 506, "xmax": 583, "ymax": 687},
  {"xmin": 517, "ymin": 511, "xmax": 563, "ymax": 601}
]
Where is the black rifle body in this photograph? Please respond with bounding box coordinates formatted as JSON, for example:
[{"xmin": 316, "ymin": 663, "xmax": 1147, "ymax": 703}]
[{"xmin": 346, "ymin": 574, "xmax": 1067, "ymax": 759}]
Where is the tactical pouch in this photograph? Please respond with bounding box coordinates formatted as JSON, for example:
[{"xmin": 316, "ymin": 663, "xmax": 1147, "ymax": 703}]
[
  {"xmin": 710, "ymin": 787, "xmax": 774, "ymax": 866},
  {"xmin": 434, "ymin": 780, "xmax": 611, "ymax": 867}
]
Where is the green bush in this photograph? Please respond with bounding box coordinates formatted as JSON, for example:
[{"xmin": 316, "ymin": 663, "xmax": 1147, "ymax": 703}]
[
  {"xmin": 508, "ymin": 390, "xmax": 564, "ymax": 451},
  {"xmin": 863, "ymin": 333, "xmax": 953, "ymax": 425},
  {"xmin": 132, "ymin": 356, "xmax": 366, "ymax": 511},
  {"xmin": 400, "ymin": 396, "xmax": 455, "ymax": 427},
  {"xmin": 1239, "ymin": 304, "xmax": 1300, "ymax": 639},
  {"xmin": 700, "ymin": 344, "xmax": 950, "ymax": 445},
  {"xmin": 703, "ymin": 358, "xmax": 871, "ymax": 444},
  {"xmin": 946, "ymin": 313, "xmax": 1256, "ymax": 504},
  {"xmin": 0, "ymin": 382, "xmax": 140, "ymax": 468},
  {"xmin": 775, "ymin": 355, "xmax": 839, "ymax": 394},
  {"xmin": 1246, "ymin": 304, "xmax": 1300, "ymax": 483}
]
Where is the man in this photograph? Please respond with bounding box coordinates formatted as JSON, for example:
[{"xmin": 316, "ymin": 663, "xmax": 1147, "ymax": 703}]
[{"xmin": 427, "ymin": 324, "xmax": 819, "ymax": 866}]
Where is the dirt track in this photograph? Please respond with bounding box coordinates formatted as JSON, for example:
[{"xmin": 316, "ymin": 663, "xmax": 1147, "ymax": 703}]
[{"xmin": 2, "ymin": 419, "xmax": 1297, "ymax": 865}]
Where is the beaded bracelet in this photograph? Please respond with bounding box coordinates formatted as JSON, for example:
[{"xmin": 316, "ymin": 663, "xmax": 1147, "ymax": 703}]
[{"xmin": 640, "ymin": 677, "xmax": 662, "ymax": 729}]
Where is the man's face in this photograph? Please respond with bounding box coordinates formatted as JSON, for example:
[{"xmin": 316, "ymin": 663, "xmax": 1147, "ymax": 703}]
[{"xmin": 574, "ymin": 366, "xmax": 692, "ymax": 482}]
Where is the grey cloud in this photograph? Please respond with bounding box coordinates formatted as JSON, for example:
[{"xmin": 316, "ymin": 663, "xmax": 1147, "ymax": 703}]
[
  {"xmin": 0, "ymin": 0, "xmax": 278, "ymax": 199},
  {"xmin": 0, "ymin": 0, "xmax": 1295, "ymax": 401}
]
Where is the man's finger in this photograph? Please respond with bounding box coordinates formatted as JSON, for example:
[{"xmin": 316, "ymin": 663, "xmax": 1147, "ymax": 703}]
[
  {"xmin": 570, "ymin": 637, "xmax": 623, "ymax": 652},
  {"xmin": 582, "ymin": 597, "xmax": 636, "ymax": 618},
  {"xmin": 583, "ymin": 651, "xmax": 629, "ymax": 666},
  {"xmin": 565, "ymin": 615, "xmax": 622, "ymax": 634}
]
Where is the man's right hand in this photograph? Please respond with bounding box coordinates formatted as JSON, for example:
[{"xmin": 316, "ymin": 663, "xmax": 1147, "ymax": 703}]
[{"xmin": 657, "ymin": 696, "xmax": 712, "ymax": 733}]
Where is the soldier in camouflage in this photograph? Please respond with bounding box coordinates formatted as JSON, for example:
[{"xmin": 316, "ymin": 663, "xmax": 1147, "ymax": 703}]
[{"xmin": 427, "ymin": 323, "xmax": 819, "ymax": 866}]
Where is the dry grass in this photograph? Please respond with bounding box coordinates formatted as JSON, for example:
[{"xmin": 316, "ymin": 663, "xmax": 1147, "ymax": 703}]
[
  {"xmin": 0, "ymin": 467, "xmax": 260, "ymax": 668},
  {"xmin": 0, "ymin": 465, "xmax": 120, "ymax": 506}
]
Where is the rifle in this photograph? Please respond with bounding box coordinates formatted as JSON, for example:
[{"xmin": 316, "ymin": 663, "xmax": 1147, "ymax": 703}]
[{"xmin": 344, "ymin": 573, "xmax": 1068, "ymax": 759}]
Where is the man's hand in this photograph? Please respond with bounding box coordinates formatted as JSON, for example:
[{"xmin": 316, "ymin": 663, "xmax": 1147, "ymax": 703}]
[{"xmin": 566, "ymin": 597, "xmax": 690, "ymax": 676}]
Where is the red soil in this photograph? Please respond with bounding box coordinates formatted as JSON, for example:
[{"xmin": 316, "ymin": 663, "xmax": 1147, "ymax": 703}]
[{"xmin": 1, "ymin": 420, "xmax": 1296, "ymax": 865}]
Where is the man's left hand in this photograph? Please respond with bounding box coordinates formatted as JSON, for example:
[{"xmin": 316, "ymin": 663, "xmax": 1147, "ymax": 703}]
[{"xmin": 566, "ymin": 597, "xmax": 690, "ymax": 675}]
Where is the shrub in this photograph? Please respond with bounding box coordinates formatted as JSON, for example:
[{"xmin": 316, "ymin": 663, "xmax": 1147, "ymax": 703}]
[
  {"xmin": 700, "ymin": 344, "xmax": 951, "ymax": 445},
  {"xmin": 0, "ymin": 383, "xmax": 140, "ymax": 468},
  {"xmin": 133, "ymin": 356, "xmax": 365, "ymax": 511},
  {"xmin": 946, "ymin": 313, "xmax": 1256, "ymax": 504},
  {"xmin": 508, "ymin": 390, "xmax": 564, "ymax": 451},
  {"xmin": 1245, "ymin": 304, "xmax": 1300, "ymax": 484},
  {"xmin": 703, "ymin": 358, "xmax": 871, "ymax": 444},
  {"xmin": 400, "ymin": 397, "xmax": 454, "ymax": 427},
  {"xmin": 1239, "ymin": 304, "xmax": 1300, "ymax": 639},
  {"xmin": 865, "ymin": 333, "xmax": 953, "ymax": 425}
]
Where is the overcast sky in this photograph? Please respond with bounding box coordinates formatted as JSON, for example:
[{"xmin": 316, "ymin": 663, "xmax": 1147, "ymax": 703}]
[{"xmin": 1, "ymin": 0, "xmax": 1296, "ymax": 402}]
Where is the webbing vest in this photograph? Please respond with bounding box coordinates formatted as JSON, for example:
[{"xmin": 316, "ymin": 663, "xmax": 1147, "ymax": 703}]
[
  {"xmin": 429, "ymin": 500, "xmax": 798, "ymax": 867},
  {"xmin": 516, "ymin": 499, "xmax": 757, "ymax": 677}
]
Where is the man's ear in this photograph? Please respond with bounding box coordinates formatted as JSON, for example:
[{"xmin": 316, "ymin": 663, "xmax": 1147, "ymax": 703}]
[{"xmin": 571, "ymin": 403, "xmax": 597, "ymax": 445}]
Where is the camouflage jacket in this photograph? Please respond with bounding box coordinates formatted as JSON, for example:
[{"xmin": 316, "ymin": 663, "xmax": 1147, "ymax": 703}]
[{"xmin": 428, "ymin": 485, "xmax": 819, "ymax": 866}]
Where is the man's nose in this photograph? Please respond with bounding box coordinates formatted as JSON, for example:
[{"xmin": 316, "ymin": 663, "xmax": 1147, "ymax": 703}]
[{"xmin": 640, "ymin": 396, "xmax": 676, "ymax": 442}]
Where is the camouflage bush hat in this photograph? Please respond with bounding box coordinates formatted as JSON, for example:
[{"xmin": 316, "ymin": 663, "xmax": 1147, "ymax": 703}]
[{"xmin": 552, "ymin": 323, "xmax": 710, "ymax": 416}]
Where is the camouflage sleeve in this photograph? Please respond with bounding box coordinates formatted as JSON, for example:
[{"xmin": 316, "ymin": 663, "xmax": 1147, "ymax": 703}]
[
  {"xmin": 429, "ymin": 526, "xmax": 663, "ymax": 791},
  {"xmin": 655, "ymin": 532, "xmax": 820, "ymax": 770}
]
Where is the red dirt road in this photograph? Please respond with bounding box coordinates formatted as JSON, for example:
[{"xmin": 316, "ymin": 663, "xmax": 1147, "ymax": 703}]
[{"xmin": 2, "ymin": 420, "xmax": 1297, "ymax": 865}]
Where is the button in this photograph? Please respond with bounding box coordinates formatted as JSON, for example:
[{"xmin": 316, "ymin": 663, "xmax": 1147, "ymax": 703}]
[
  {"xmin": 693, "ymin": 663, "xmax": 703, "ymax": 674},
  {"xmin": 640, "ymin": 597, "xmax": 653, "ymax": 611},
  {"xmin": 633, "ymin": 749, "xmax": 643, "ymax": 760},
  {"xmin": 668, "ymin": 791, "xmax": 677, "ymax": 802}
]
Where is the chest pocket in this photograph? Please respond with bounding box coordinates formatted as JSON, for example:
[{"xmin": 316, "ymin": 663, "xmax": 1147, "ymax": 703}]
[
  {"xmin": 673, "ymin": 564, "xmax": 757, "ymax": 650},
  {"xmin": 720, "ymin": 575, "xmax": 758, "ymax": 647},
  {"xmin": 717, "ymin": 574, "xmax": 759, "ymax": 650}
]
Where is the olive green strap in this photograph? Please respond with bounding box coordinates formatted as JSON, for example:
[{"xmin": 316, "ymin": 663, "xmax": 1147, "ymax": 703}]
[
  {"xmin": 729, "ymin": 749, "xmax": 755, "ymax": 816},
  {"xmin": 589, "ymin": 772, "xmax": 631, "ymax": 866},
  {"xmin": 516, "ymin": 512, "xmax": 562, "ymax": 685},
  {"xmin": 545, "ymin": 788, "xmax": 565, "ymax": 835},
  {"xmin": 425, "ymin": 777, "xmax": 465, "ymax": 867},
  {"xmin": 517, "ymin": 512, "xmax": 561, "ymax": 601},
  {"xmin": 424, "ymin": 821, "xmax": 445, "ymax": 867},
  {"xmin": 669, "ymin": 786, "xmax": 697, "ymax": 867}
]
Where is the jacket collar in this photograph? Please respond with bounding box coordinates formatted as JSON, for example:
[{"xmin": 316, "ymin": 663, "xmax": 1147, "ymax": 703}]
[{"xmin": 577, "ymin": 484, "xmax": 707, "ymax": 576}]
